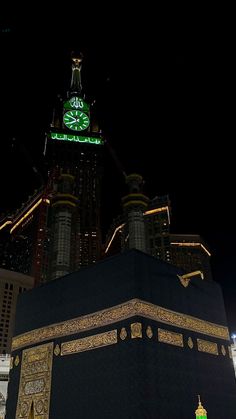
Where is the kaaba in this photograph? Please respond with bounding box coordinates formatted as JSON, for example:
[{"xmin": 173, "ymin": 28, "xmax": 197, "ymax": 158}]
[{"xmin": 6, "ymin": 250, "xmax": 236, "ymax": 418}]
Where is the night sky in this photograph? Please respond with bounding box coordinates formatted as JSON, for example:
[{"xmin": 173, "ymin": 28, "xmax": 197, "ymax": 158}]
[{"xmin": 0, "ymin": 17, "xmax": 235, "ymax": 332}]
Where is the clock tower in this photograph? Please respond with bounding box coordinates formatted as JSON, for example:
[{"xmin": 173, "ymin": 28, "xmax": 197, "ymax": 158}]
[{"xmin": 45, "ymin": 52, "xmax": 104, "ymax": 280}]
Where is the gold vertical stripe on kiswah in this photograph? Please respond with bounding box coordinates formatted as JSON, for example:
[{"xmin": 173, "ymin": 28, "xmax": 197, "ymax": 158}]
[
  {"xmin": 61, "ymin": 329, "xmax": 117, "ymax": 356},
  {"xmin": 15, "ymin": 342, "xmax": 53, "ymax": 419},
  {"xmin": 158, "ymin": 328, "xmax": 184, "ymax": 347},
  {"xmin": 197, "ymin": 338, "xmax": 219, "ymax": 355},
  {"xmin": 12, "ymin": 299, "xmax": 229, "ymax": 351}
]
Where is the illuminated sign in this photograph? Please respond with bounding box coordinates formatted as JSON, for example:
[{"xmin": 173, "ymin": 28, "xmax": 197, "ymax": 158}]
[
  {"xmin": 64, "ymin": 96, "xmax": 89, "ymax": 112},
  {"xmin": 50, "ymin": 132, "xmax": 103, "ymax": 145}
]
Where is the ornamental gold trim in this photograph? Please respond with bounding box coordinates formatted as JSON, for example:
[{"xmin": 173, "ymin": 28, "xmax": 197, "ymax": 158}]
[
  {"xmin": 197, "ymin": 338, "xmax": 218, "ymax": 355},
  {"xmin": 61, "ymin": 330, "xmax": 117, "ymax": 356},
  {"xmin": 15, "ymin": 342, "xmax": 53, "ymax": 419},
  {"xmin": 188, "ymin": 337, "xmax": 194, "ymax": 349},
  {"xmin": 146, "ymin": 325, "xmax": 153, "ymax": 339},
  {"xmin": 136, "ymin": 300, "xmax": 229, "ymax": 341},
  {"xmin": 120, "ymin": 327, "xmax": 127, "ymax": 340},
  {"xmin": 54, "ymin": 344, "xmax": 61, "ymax": 356},
  {"xmin": 131, "ymin": 322, "xmax": 142, "ymax": 338},
  {"xmin": 14, "ymin": 355, "xmax": 20, "ymax": 367},
  {"xmin": 178, "ymin": 276, "xmax": 191, "ymax": 287},
  {"xmin": 158, "ymin": 328, "xmax": 183, "ymax": 347},
  {"xmin": 12, "ymin": 298, "xmax": 229, "ymax": 351},
  {"xmin": 178, "ymin": 270, "xmax": 204, "ymax": 287}
]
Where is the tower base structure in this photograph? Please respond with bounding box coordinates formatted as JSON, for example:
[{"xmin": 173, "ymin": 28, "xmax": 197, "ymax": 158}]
[{"xmin": 6, "ymin": 250, "xmax": 236, "ymax": 418}]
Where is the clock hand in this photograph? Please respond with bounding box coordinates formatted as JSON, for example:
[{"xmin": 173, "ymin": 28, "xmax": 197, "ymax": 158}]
[{"xmin": 66, "ymin": 116, "xmax": 76, "ymax": 122}]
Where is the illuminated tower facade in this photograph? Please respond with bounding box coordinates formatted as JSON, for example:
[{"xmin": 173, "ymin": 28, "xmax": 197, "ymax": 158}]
[
  {"xmin": 144, "ymin": 195, "xmax": 171, "ymax": 262},
  {"xmin": 46, "ymin": 53, "xmax": 104, "ymax": 279},
  {"xmin": 0, "ymin": 268, "xmax": 34, "ymax": 353},
  {"xmin": 122, "ymin": 174, "xmax": 149, "ymax": 252},
  {"xmin": 0, "ymin": 53, "xmax": 104, "ymax": 283},
  {"xmin": 104, "ymin": 185, "xmax": 212, "ymax": 280},
  {"xmin": 0, "ymin": 189, "xmax": 50, "ymax": 283},
  {"xmin": 104, "ymin": 193, "xmax": 171, "ymax": 259}
]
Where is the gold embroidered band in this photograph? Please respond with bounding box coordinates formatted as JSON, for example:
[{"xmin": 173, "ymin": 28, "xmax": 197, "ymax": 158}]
[
  {"xmin": 158, "ymin": 328, "xmax": 184, "ymax": 347},
  {"xmin": 12, "ymin": 299, "xmax": 229, "ymax": 351},
  {"xmin": 61, "ymin": 330, "xmax": 117, "ymax": 356},
  {"xmin": 197, "ymin": 338, "xmax": 219, "ymax": 355}
]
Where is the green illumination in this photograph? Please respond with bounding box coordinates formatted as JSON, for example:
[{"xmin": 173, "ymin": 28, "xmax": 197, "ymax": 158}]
[
  {"xmin": 64, "ymin": 96, "xmax": 89, "ymax": 112},
  {"xmin": 195, "ymin": 396, "xmax": 207, "ymax": 419},
  {"xmin": 63, "ymin": 110, "xmax": 90, "ymax": 131},
  {"xmin": 63, "ymin": 110, "xmax": 89, "ymax": 131},
  {"xmin": 50, "ymin": 132, "xmax": 103, "ymax": 145}
]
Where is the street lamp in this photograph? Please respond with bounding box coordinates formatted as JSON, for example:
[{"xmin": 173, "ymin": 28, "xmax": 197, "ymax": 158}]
[{"xmin": 231, "ymin": 334, "xmax": 236, "ymax": 344}]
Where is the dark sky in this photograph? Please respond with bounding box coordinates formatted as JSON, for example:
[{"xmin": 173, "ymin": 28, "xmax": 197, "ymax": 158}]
[{"xmin": 0, "ymin": 17, "xmax": 235, "ymax": 332}]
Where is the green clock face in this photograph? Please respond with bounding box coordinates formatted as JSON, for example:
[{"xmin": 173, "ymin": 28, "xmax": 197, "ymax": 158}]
[{"xmin": 63, "ymin": 110, "xmax": 90, "ymax": 131}]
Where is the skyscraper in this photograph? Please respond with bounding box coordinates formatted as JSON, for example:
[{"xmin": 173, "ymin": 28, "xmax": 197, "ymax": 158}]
[
  {"xmin": 121, "ymin": 174, "xmax": 149, "ymax": 253},
  {"xmin": 104, "ymin": 176, "xmax": 212, "ymax": 280},
  {"xmin": 0, "ymin": 270, "xmax": 34, "ymax": 418},
  {"xmin": 0, "ymin": 269, "xmax": 34, "ymax": 353},
  {"xmin": 0, "ymin": 53, "xmax": 104, "ymax": 283},
  {"xmin": 0, "ymin": 354, "xmax": 10, "ymax": 419},
  {"xmin": 45, "ymin": 52, "xmax": 104, "ymax": 280}
]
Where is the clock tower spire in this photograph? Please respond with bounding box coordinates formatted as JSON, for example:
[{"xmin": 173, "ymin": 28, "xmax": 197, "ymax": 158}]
[
  {"xmin": 70, "ymin": 51, "xmax": 83, "ymax": 94},
  {"xmin": 45, "ymin": 52, "xmax": 104, "ymax": 280}
]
